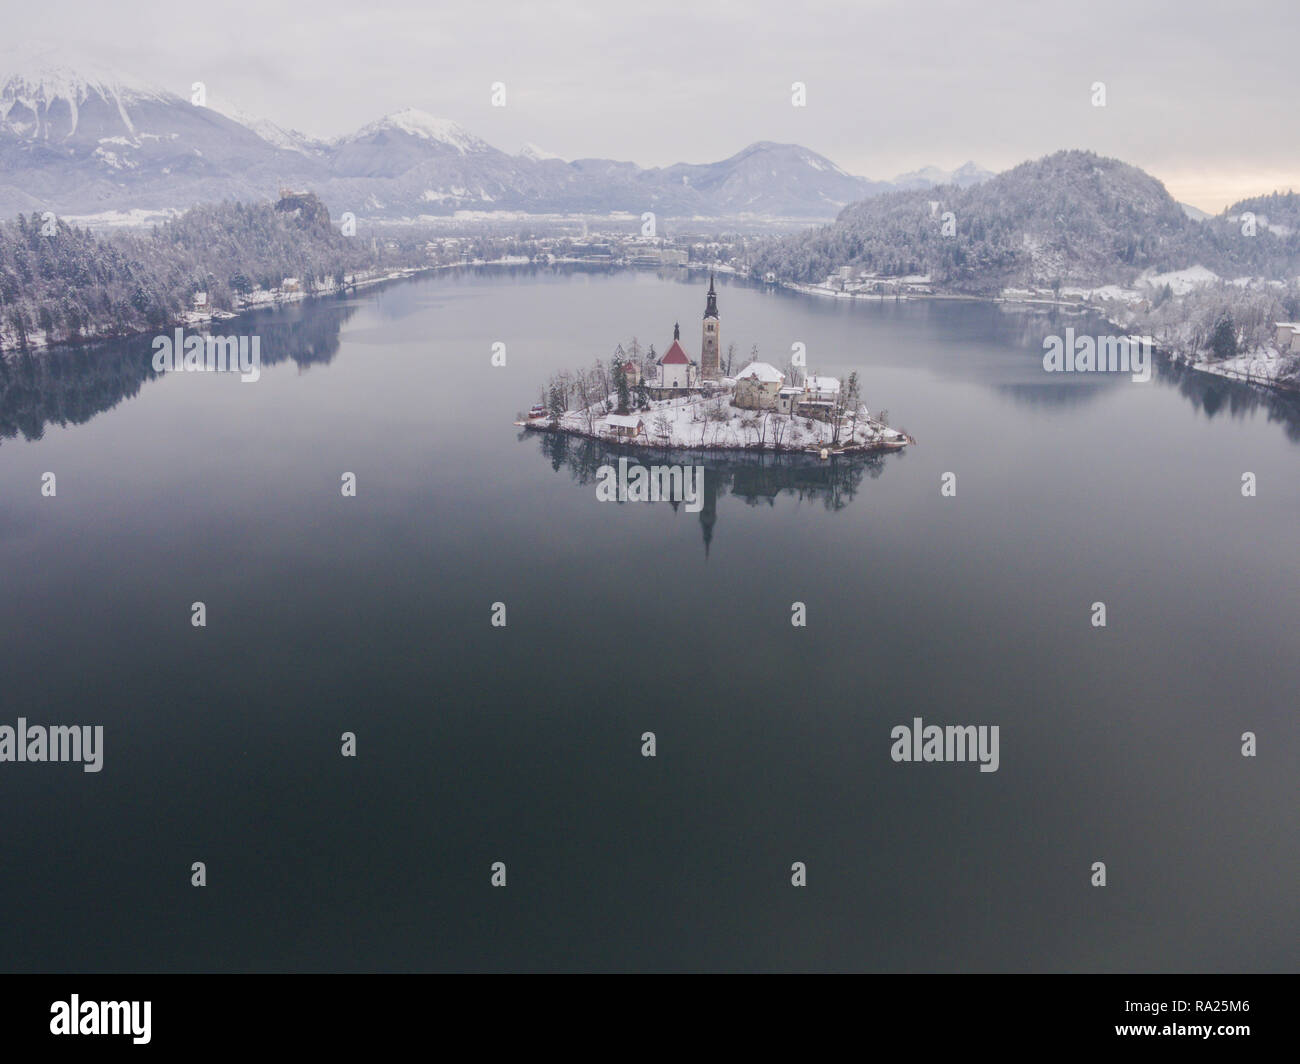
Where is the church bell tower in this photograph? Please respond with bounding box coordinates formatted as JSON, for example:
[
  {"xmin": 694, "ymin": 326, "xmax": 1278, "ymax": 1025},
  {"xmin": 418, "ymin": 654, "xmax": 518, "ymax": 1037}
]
[{"xmin": 701, "ymin": 273, "xmax": 720, "ymax": 380}]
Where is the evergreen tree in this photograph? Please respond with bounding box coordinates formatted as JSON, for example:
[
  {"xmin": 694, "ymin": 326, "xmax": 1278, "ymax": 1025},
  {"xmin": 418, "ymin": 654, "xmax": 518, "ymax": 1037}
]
[
  {"xmin": 1210, "ymin": 313, "xmax": 1238, "ymax": 361},
  {"xmin": 613, "ymin": 362, "xmax": 630, "ymax": 415}
]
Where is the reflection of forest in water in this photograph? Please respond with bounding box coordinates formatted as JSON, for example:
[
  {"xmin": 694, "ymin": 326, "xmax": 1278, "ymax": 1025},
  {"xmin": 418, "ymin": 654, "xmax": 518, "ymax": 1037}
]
[
  {"xmin": 531, "ymin": 431, "xmax": 894, "ymax": 556},
  {"xmin": 985, "ymin": 303, "xmax": 1300, "ymax": 438},
  {"xmin": 6, "ymin": 277, "xmax": 1300, "ymax": 453},
  {"xmin": 1155, "ymin": 357, "xmax": 1300, "ymax": 443},
  {"xmin": 0, "ymin": 297, "xmax": 361, "ymax": 447}
]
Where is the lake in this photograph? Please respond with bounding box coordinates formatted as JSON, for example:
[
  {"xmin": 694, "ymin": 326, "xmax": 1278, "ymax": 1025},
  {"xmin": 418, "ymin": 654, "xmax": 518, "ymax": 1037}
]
[{"xmin": 1, "ymin": 267, "xmax": 1295, "ymax": 971}]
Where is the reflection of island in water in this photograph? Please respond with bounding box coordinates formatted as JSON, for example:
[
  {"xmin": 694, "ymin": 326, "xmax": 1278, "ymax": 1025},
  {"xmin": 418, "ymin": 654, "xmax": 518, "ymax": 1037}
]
[
  {"xmin": 530, "ymin": 432, "xmax": 895, "ymax": 557},
  {"xmin": 0, "ymin": 297, "xmax": 360, "ymax": 448}
]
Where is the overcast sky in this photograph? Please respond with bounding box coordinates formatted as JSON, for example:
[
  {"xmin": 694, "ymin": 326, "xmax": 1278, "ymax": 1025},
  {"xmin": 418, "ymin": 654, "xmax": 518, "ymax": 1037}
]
[{"xmin": 11, "ymin": 0, "xmax": 1300, "ymax": 210}]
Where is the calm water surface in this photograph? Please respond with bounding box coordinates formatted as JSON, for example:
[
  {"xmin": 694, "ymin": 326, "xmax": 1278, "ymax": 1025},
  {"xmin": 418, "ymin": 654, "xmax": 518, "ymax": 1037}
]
[{"xmin": 1, "ymin": 268, "xmax": 1296, "ymax": 971}]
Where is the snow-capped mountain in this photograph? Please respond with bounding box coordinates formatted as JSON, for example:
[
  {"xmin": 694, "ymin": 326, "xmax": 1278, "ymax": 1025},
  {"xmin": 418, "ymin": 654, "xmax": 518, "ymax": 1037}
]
[
  {"xmin": 654, "ymin": 142, "xmax": 896, "ymax": 216},
  {"xmin": 329, "ymin": 109, "xmax": 496, "ymax": 177},
  {"xmin": 0, "ymin": 57, "xmax": 320, "ymax": 215},
  {"xmin": 0, "ymin": 58, "xmax": 998, "ymax": 221},
  {"xmin": 0, "ymin": 56, "xmax": 176, "ymax": 138},
  {"xmin": 206, "ymin": 96, "xmax": 326, "ymax": 157},
  {"xmin": 346, "ymin": 109, "xmax": 490, "ymax": 153},
  {"xmin": 518, "ymin": 142, "xmax": 564, "ymax": 163},
  {"xmin": 890, "ymin": 161, "xmax": 995, "ymax": 190}
]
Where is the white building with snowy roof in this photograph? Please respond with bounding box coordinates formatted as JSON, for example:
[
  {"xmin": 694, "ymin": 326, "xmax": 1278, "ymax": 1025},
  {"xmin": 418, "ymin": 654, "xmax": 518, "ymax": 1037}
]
[
  {"xmin": 803, "ymin": 375, "xmax": 841, "ymax": 403},
  {"xmin": 604, "ymin": 414, "xmax": 645, "ymax": 440},
  {"xmin": 1274, "ymin": 322, "xmax": 1300, "ymax": 352},
  {"xmin": 776, "ymin": 385, "xmax": 804, "ymax": 414},
  {"xmin": 734, "ymin": 361, "xmax": 784, "ymax": 409}
]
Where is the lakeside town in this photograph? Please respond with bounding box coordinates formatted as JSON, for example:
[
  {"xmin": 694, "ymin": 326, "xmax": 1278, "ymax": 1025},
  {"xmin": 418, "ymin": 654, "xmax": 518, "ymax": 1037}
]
[
  {"xmin": 7, "ymin": 182, "xmax": 1299, "ymax": 411},
  {"xmin": 441, "ymin": 223, "xmax": 1300, "ymax": 400},
  {"xmin": 518, "ymin": 274, "xmax": 912, "ymax": 455}
]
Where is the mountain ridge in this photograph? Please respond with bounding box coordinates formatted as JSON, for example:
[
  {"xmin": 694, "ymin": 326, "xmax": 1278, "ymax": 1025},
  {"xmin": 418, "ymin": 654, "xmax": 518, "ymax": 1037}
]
[{"xmin": 0, "ymin": 60, "xmax": 993, "ymax": 220}]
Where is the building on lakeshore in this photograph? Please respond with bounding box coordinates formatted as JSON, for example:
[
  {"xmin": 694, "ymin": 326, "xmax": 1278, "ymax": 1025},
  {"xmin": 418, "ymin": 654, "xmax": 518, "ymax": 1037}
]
[
  {"xmin": 605, "ymin": 414, "xmax": 646, "ymax": 440},
  {"xmin": 1273, "ymin": 322, "xmax": 1300, "ymax": 352},
  {"xmin": 803, "ymin": 375, "xmax": 841, "ymax": 403},
  {"xmin": 776, "ymin": 385, "xmax": 804, "ymax": 414},
  {"xmin": 734, "ymin": 361, "xmax": 785, "ymax": 409},
  {"xmin": 797, "ymin": 375, "xmax": 842, "ymax": 421}
]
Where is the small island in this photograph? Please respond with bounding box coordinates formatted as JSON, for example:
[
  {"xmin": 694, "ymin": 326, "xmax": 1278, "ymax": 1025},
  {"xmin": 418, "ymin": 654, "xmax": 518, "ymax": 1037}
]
[{"xmin": 519, "ymin": 275, "xmax": 912, "ymax": 455}]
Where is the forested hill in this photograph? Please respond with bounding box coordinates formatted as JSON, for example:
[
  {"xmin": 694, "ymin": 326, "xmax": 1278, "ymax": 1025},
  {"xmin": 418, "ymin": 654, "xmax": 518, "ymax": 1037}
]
[
  {"xmin": 0, "ymin": 193, "xmax": 410, "ymax": 351},
  {"xmin": 749, "ymin": 150, "xmax": 1300, "ymax": 293}
]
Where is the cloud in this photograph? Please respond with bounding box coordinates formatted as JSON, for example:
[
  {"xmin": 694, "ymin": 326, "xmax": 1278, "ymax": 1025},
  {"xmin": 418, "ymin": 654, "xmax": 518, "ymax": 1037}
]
[{"xmin": 9, "ymin": 0, "xmax": 1299, "ymax": 208}]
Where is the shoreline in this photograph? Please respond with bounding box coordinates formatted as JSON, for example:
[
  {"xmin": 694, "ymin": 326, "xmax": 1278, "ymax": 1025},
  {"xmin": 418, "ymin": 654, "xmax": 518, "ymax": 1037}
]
[
  {"xmin": 0, "ymin": 264, "xmax": 439, "ymax": 360},
  {"xmin": 16, "ymin": 258, "xmax": 1298, "ymax": 403},
  {"xmin": 518, "ymin": 418, "xmax": 913, "ymax": 457},
  {"xmin": 759, "ymin": 273, "xmax": 1300, "ymax": 400}
]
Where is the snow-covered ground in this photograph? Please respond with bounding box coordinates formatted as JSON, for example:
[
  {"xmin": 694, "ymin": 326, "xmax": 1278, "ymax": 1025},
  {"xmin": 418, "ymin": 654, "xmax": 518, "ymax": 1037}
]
[
  {"xmin": 1140, "ymin": 265, "xmax": 1221, "ymax": 295},
  {"xmin": 61, "ymin": 207, "xmax": 183, "ymax": 230},
  {"xmin": 1189, "ymin": 348, "xmax": 1294, "ymax": 386},
  {"xmin": 538, "ymin": 391, "xmax": 908, "ymax": 452}
]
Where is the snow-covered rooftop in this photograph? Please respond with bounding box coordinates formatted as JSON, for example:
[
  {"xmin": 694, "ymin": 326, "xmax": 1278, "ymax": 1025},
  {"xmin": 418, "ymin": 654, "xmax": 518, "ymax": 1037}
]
[{"xmin": 735, "ymin": 361, "xmax": 784, "ymax": 383}]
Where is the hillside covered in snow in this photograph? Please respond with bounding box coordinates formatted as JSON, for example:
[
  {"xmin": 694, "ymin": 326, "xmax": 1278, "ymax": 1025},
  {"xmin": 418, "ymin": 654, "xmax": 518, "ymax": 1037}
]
[{"xmin": 750, "ymin": 151, "xmax": 1300, "ymax": 293}]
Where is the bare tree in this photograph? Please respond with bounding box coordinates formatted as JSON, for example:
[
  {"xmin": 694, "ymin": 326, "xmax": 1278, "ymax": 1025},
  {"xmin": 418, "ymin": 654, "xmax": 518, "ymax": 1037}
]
[
  {"xmin": 574, "ymin": 369, "xmax": 598, "ymax": 434},
  {"xmin": 653, "ymin": 411, "xmax": 673, "ymax": 446},
  {"xmin": 843, "ymin": 372, "xmax": 861, "ymax": 440},
  {"xmin": 594, "ymin": 358, "xmax": 611, "ymax": 410},
  {"xmin": 553, "ymin": 370, "xmax": 572, "ymax": 411},
  {"xmin": 771, "ymin": 414, "xmax": 788, "ymax": 450}
]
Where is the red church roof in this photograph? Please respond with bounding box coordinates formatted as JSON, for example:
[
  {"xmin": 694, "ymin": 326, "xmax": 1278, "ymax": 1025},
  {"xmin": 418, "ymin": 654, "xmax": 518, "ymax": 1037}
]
[{"xmin": 659, "ymin": 339, "xmax": 691, "ymax": 365}]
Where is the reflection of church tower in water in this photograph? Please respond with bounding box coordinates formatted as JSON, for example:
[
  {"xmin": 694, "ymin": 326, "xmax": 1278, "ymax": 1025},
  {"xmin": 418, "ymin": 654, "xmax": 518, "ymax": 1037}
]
[
  {"xmin": 698, "ymin": 466, "xmax": 720, "ymax": 558},
  {"xmin": 701, "ymin": 273, "xmax": 720, "ymax": 380}
]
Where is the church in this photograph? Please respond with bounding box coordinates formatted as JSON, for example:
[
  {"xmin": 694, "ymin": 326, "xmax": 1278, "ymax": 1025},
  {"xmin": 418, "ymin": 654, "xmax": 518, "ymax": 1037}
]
[{"xmin": 648, "ymin": 274, "xmax": 721, "ymax": 399}]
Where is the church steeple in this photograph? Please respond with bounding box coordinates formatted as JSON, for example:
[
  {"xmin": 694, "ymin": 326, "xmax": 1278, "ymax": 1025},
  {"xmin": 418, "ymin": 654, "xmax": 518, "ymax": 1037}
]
[{"xmin": 700, "ymin": 274, "xmax": 720, "ymax": 380}]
